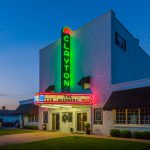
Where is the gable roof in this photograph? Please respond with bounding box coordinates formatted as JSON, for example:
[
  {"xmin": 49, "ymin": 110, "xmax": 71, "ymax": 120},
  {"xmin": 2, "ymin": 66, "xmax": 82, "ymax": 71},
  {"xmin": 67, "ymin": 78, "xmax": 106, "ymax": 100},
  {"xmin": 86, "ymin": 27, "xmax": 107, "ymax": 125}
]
[{"xmin": 14, "ymin": 103, "xmax": 39, "ymax": 115}]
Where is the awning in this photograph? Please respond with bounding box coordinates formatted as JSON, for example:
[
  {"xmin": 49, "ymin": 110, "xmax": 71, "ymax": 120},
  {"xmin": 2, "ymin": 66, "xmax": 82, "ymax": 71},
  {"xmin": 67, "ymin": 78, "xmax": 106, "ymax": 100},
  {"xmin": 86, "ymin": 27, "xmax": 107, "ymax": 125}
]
[
  {"xmin": 13, "ymin": 103, "xmax": 39, "ymax": 115},
  {"xmin": 45, "ymin": 85, "xmax": 55, "ymax": 92},
  {"xmin": 103, "ymin": 86, "xmax": 150, "ymax": 110},
  {"xmin": 78, "ymin": 76, "xmax": 90, "ymax": 85}
]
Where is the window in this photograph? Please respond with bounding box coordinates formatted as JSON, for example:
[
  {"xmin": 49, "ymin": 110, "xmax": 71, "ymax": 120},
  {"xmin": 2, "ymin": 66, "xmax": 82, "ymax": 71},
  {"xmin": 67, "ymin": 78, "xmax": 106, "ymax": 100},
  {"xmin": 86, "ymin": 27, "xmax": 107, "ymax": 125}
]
[
  {"xmin": 140, "ymin": 108, "xmax": 150, "ymax": 124},
  {"xmin": 28, "ymin": 114, "xmax": 38, "ymax": 122},
  {"xmin": 28, "ymin": 115, "xmax": 32, "ymax": 122},
  {"xmin": 116, "ymin": 109, "xmax": 126, "ymax": 124},
  {"xmin": 35, "ymin": 114, "xmax": 39, "ymax": 122},
  {"xmin": 127, "ymin": 109, "xmax": 138, "ymax": 124},
  {"xmin": 115, "ymin": 32, "xmax": 126, "ymax": 51},
  {"xmin": 28, "ymin": 114, "xmax": 34, "ymax": 122},
  {"xmin": 94, "ymin": 108, "xmax": 103, "ymax": 124},
  {"xmin": 43, "ymin": 111, "xmax": 48, "ymax": 123},
  {"xmin": 83, "ymin": 83, "xmax": 90, "ymax": 89},
  {"xmin": 68, "ymin": 113, "xmax": 73, "ymax": 122},
  {"xmin": 115, "ymin": 108, "xmax": 150, "ymax": 125}
]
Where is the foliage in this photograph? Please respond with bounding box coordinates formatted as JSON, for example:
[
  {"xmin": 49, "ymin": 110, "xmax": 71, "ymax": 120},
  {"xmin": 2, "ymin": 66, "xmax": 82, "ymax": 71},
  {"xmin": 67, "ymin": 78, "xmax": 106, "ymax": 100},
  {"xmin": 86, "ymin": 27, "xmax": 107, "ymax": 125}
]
[
  {"xmin": 84, "ymin": 122, "xmax": 90, "ymax": 130},
  {"xmin": 110, "ymin": 129, "xmax": 120, "ymax": 137},
  {"xmin": 120, "ymin": 130, "xmax": 131, "ymax": 138},
  {"xmin": 142, "ymin": 131, "xmax": 150, "ymax": 140},
  {"xmin": 0, "ymin": 129, "xmax": 34, "ymax": 136},
  {"xmin": 42, "ymin": 123, "xmax": 47, "ymax": 130},
  {"xmin": 132, "ymin": 131, "xmax": 142, "ymax": 139},
  {"xmin": 24, "ymin": 125, "xmax": 38, "ymax": 130}
]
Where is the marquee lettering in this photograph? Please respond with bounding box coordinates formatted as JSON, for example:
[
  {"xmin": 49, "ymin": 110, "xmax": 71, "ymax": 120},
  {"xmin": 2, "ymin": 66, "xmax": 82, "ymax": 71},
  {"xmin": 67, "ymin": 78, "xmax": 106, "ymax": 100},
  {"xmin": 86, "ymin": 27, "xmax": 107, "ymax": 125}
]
[{"xmin": 34, "ymin": 93, "xmax": 93, "ymax": 105}]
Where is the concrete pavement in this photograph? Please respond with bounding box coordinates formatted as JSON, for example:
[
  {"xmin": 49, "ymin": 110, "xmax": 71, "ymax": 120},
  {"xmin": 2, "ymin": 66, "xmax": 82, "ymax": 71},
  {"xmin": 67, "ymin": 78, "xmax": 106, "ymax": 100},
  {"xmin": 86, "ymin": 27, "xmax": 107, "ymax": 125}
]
[{"xmin": 0, "ymin": 131, "xmax": 70, "ymax": 146}]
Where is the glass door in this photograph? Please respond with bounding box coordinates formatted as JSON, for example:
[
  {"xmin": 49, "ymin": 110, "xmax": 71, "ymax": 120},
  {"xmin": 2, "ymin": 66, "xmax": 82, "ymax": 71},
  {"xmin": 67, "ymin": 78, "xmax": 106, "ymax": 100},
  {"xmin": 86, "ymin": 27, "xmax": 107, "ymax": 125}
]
[
  {"xmin": 77, "ymin": 113, "xmax": 87, "ymax": 131},
  {"xmin": 52, "ymin": 113, "xmax": 60, "ymax": 131},
  {"xmin": 56, "ymin": 114, "xmax": 60, "ymax": 130}
]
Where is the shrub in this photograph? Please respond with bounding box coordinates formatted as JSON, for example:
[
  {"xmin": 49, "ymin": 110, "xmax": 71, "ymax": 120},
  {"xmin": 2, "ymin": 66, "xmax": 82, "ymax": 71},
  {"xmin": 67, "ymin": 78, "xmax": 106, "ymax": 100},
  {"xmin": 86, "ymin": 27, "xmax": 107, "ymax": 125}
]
[
  {"xmin": 142, "ymin": 131, "xmax": 150, "ymax": 140},
  {"xmin": 85, "ymin": 122, "xmax": 90, "ymax": 130},
  {"xmin": 24, "ymin": 125, "xmax": 38, "ymax": 130},
  {"xmin": 32, "ymin": 125, "xmax": 38, "ymax": 130},
  {"xmin": 110, "ymin": 129, "xmax": 120, "ymax": 137},
  {"xmin": 42, "ymin": 123, "xmax": 47, "ymax": 130},
  {"xmin": 132, "ymin": 131, "xmax": 142, "ymax": 139},
  {"xmin": 120, "ymin": 130, "xmax": 131, "ymax": 138}
]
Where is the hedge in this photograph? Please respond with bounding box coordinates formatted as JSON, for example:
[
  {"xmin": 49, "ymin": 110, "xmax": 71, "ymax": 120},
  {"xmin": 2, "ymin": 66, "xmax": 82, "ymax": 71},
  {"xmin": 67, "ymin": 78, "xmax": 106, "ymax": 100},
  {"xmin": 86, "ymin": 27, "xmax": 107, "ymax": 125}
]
[
  {"xmin": 142, "ymin": 131, "xmax": 150, "ymax": 140},
  {"xmin": 110, "ymin": 129, "xmax": 120, "ymax": 137},
  {"xmin": 110, "ymin": 129, "xmax": 150, "ymax": 140},
  {"xmin": 132, "ymin": 131, "xmax": 142, "ymax": 139},
  {"xmin": 23, "ymin": 125, "xmax": 38, "ymax": 130},
  {"xmin": 120, "ymin": 130, "xmax": 131, "ymax": 138}
]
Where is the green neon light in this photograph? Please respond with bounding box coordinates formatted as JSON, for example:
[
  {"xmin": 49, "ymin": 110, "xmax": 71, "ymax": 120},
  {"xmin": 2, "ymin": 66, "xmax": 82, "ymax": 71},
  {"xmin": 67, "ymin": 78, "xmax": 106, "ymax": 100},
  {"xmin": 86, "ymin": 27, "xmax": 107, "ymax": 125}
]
[{"xmin": 61, "ymin": 26, "xmax": 72, "ymax": 92}]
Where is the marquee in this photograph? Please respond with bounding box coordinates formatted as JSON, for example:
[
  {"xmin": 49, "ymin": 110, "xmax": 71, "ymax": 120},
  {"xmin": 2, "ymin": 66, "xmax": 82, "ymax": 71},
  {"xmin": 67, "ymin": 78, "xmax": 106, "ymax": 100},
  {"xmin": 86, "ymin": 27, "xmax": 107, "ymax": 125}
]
[{"xmin": 34, "ymin": 92, "xmax": 92, "ymax": 105}]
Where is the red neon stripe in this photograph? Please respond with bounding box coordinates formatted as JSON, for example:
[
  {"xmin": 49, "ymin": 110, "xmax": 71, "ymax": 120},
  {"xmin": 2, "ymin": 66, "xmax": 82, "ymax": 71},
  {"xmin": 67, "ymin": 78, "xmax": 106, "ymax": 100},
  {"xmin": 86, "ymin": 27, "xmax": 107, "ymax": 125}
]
[{"xmin": 35, "ymin": 92, "xmax": 92, "ymax": 97}]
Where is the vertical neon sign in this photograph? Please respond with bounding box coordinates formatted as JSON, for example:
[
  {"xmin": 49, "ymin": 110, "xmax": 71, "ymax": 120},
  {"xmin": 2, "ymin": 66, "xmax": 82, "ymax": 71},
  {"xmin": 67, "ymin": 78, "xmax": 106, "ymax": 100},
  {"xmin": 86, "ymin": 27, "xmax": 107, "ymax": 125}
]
[{"xmin": 61, "ymin": 26, "xmax": 72, "ymax": 92}]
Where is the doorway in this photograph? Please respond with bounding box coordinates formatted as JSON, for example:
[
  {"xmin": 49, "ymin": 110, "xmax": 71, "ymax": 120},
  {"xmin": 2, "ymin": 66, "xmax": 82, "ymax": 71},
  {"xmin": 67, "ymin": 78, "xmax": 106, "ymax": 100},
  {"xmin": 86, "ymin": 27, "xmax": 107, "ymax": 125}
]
[
  {"xmin": 77, "ymin": 113, "xmax": 87, "ymax": 131},
  {"xmin": 52, "ymin": 113, "xmax": 60, "ymax": 131}
]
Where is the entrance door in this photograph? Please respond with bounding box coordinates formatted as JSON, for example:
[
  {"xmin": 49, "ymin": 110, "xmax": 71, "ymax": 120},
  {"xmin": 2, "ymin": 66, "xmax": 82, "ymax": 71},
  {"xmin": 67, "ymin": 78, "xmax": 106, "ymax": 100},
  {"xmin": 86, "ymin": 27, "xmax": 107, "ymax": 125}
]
[
  {"xmin": 77, "ymin": 113, "xmax": 87, "ymax": 131},
  {"xmin": 52, "ymin": 113, "xmax": 60, "ymax": 131},
  {"xmin": 56, "ymin": 114, "xmax": 60, "ymax": 130}
]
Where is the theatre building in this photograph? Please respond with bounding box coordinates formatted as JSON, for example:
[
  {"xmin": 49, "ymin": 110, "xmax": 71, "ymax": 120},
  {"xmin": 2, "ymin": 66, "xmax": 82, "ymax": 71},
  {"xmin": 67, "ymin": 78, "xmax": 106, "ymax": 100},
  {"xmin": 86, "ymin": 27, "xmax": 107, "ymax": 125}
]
[{"xmin": 34, "ymin": 10, "xmax": 150, "ymax": 135}]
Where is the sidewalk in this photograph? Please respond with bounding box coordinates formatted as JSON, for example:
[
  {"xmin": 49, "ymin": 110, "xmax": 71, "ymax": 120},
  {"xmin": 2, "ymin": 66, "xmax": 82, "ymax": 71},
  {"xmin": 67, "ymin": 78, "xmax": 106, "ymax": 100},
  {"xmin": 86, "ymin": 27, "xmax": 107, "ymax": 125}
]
[{"xmin": 0, "ymin": 131, "xmax": 70, "ymax": 146}]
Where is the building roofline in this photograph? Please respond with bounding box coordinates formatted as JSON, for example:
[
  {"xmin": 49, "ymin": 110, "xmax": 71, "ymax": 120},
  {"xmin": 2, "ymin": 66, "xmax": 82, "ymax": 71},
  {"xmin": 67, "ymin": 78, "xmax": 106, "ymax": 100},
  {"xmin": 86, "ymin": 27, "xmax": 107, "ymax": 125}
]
[{"xmin": 39, "ymin": 9, "xmax": 114, "ymax": 51}]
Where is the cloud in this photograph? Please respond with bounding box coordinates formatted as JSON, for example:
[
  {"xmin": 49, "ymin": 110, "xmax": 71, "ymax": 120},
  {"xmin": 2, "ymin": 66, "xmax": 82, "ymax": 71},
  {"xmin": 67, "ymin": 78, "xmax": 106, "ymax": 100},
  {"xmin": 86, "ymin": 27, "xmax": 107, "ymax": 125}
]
[
  {"xmin": 0, "ymin": 93, "xmax": 33, "ymax": 99},
  {"xmin": 0, "ymin": 93, "xmax": 9, "ymax": 97}
]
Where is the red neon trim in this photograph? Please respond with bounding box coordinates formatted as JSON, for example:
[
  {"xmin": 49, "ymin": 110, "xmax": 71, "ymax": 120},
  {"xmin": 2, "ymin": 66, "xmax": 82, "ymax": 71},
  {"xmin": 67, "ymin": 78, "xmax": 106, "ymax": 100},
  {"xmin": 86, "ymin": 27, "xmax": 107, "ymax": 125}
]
[{"xmin": 35, "ymin": 92, "xmax": 92, "ymax": 97}]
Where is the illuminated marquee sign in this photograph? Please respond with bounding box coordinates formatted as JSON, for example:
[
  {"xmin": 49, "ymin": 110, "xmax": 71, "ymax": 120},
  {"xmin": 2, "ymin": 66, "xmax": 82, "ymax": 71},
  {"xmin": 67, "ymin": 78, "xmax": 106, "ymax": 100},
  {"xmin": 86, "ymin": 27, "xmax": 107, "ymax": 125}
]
[
  {"xmin": 61, "ymin": 26, "xmax": 72, "ymax": 92},
  {"xmin": 34, "ymin": 92, "xmax": 92, "ymax": 105}
]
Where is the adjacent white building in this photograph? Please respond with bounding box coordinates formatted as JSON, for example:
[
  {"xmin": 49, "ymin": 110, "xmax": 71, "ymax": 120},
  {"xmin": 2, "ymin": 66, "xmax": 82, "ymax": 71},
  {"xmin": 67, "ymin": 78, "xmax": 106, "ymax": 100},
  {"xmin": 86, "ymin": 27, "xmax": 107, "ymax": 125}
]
[{"xmin": 35, "ymin": 10, "xmax": 150, "ymax": 135}]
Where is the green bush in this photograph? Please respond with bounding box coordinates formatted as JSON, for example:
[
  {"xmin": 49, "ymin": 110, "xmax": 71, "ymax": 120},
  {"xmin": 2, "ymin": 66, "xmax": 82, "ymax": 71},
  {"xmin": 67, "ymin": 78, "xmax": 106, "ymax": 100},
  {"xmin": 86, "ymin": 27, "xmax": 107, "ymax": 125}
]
[
  {"xmin": 110, "ymin": 129, "xmax": 120, "ymax": 137},
  {"xmin": 142, "ymin": 131, "xmax": 150, "ymax": 140},
  {"xmin": 120, "ymin": 130, "xmax": 131, "ymax": 138},
  {"xmin": 24, "ymin": 125, "xmax": 38, "ymax": 130},
  {"xmin": 132, "ymin": 131, "xmax": 142, "ymax": 139}
]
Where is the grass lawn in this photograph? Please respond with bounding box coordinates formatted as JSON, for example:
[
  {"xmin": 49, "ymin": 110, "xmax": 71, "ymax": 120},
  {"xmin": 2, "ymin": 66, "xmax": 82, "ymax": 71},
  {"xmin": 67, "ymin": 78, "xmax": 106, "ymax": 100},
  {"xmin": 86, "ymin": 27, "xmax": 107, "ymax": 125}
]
[
  {"xmin": 0, "ymin": 136, "xmax": 150, "ymax": 150},
  {"xmin": 0, "ymin": 129, "xmax": 35, "ymax": 136}
]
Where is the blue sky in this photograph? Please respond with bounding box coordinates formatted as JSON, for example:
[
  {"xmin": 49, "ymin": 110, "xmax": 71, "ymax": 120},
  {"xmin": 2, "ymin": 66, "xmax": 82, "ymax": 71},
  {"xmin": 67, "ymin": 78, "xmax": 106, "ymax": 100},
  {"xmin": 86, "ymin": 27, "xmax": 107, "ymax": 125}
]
[{"xmin": 0, "ymin": 0, "xmax": 150, "ymax": 108}]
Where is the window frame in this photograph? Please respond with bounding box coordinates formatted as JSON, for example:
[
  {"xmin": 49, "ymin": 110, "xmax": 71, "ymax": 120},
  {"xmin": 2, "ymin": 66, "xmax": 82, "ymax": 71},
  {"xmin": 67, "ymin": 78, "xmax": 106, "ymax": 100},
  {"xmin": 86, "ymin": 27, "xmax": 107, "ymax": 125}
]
[
  {"xmin": 94, "ymin": 108, "xmax": 103, "ymax": 124},
  {"xmin": 115, "ymin": 32, "xmax": 126, "ymax": 51},
  {"xmin": 115, "ymin": 108, "xmax": 150, "ymax": 125}
]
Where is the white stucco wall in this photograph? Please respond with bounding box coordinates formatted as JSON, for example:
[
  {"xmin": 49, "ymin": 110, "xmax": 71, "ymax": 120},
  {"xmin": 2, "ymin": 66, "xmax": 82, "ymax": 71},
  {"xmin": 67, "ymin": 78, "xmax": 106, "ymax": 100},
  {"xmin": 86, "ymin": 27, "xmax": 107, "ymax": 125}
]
[
  {"xmin": 40, "ymin": 10, "xmax": 113, "ymax": 107},
  {"xmin": 23, "ymin": 115, "xmax": 38, "ymax": 127},
  {"xmin": 111, "ymin": 13, "xmax": 150, "ymax": 84},
  {"xmin": 92, "ymin": 111, "xmax": 114, "ymax": 135}
]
